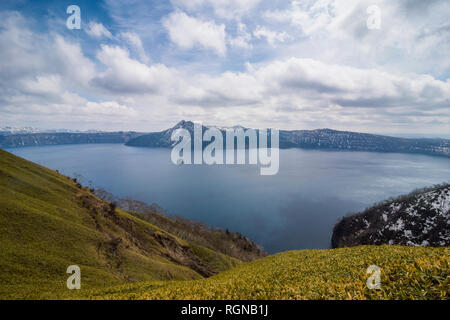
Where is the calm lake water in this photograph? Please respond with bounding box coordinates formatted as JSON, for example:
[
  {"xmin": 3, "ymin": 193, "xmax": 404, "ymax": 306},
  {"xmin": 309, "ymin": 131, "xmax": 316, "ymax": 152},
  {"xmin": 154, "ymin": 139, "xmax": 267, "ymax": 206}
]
[{"xmin": 6, "ymin": 144, "xmax": 450, "ymax": 253}]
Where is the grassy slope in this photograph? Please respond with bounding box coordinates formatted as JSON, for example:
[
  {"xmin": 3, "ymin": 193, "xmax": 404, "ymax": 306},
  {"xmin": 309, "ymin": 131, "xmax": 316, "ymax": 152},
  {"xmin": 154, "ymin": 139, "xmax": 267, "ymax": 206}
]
[
  {"xmin": 81, "ymin": 245, "xmax": 449, "ymax": 300},
  {"xmin": 0, "ymin": 149, "xmax": 239, "ymax": 299}
]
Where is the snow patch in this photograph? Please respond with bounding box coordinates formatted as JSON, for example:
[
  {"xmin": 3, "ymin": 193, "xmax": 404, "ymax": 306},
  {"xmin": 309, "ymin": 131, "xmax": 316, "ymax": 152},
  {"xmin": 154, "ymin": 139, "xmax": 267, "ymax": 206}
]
[{"xmin": 389, "ymin": 219, "xmax": 404, "ymax": 231}]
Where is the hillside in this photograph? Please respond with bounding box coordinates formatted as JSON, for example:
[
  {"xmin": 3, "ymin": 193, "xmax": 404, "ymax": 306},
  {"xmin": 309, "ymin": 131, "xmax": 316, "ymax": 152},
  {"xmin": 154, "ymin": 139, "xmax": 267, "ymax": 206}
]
[
  {"xmin": 75, "ymin": 245, "xmax": 449, "ymax": 300},
  {"xmin": 95, "ymin": 189, "xmax": 267, "ymax": 262},
  {"xmin": 0, "ymin": 149, "xmax": 240, "ymax": 299},
  {"xmin": 332, "ymin": 184, "xmax": 450, "ymax": 248}
]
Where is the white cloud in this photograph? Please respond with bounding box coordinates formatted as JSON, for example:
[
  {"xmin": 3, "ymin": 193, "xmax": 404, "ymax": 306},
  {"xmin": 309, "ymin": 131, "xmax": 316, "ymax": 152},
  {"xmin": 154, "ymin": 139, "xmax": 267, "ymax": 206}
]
[
  {"xmin": 0, "ymin": 11, "xmax": 47, "ymax": 79},
  {"xmin": 264, "ymin": 0, "xmax": 337, "ymax": 36},
  {"xmin": 84, "ymin": 101, "xmax": 137, "ymax": 117},
  {"xmin": 253, "ymin": 26, "xmax": 292, "ymax": 46},
  {"xmin": 162, "ymin": 11, "xmax": 227, "ymax": 56},
  {"xmin": 20, "ymin": 75, "xmax": 63, "ymax": 98},
  {"xmin": 119, "ymin": 32, "xmax": 150, "ymax": 64},
  {"xmin": 263, "ymin": 0, "xmax": 450, "ymax": 76},
  {"xmin": 171, "ymin": 0, "xmax": 262, "ymax": 19},
  {"xmin": 0, "ymin": 13, "xmax": 136, "ymax": 128},
  {"xmin": 228, "ymin": 23, "xmax": 252, "ymax": 50},
  {"xmin": 171, "ymin": 57, "xmax": 450, "ymax": 113},
  {"xmin": 1, "ymin": 7, "xmax": 449, "ymax": 133},
  {"xmin": 85, "ymin": 21, "xmax": 113, "ymax": 39},
  {"xmin": 251, "ymin": 58, "xmax": 450, "ymax": 109},
  {"xmin": 52, "ymin": 36, "xmax": 96, "ymax": 87},
  {"xmin": 159, "ymin": 57, "xmax": 450, "ymax": 132},
  {"xmin": 92, "ymin": 45, "xmax": 177, "ymax": 94},
  {"xmin": 175, "ymin": 71, "xmax": 263, "ymax": 107}
]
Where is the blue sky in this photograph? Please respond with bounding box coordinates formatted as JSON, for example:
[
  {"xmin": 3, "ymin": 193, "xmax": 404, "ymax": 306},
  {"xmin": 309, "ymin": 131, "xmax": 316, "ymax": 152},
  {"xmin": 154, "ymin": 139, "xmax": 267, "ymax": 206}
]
[{"xmin": 0, "ymin": 0, "xmax": 449, "ymax": 134}]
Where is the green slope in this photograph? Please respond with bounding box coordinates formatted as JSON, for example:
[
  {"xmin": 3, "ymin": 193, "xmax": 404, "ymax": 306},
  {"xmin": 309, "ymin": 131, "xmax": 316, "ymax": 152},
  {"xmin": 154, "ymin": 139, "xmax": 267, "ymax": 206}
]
[
  {"xmin": 81, "ymin": 245, "xmax": 449, "ymax": 300},
  {"xmin": 0, "ymin": 149, "xmax": 239, "ymax": 299}
]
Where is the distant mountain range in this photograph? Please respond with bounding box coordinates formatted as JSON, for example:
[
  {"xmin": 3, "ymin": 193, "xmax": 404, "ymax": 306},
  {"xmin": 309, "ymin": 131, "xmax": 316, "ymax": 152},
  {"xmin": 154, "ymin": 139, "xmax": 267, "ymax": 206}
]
[
  {"xmin": 0, "ymin": 120, "xmax": 449, "ymax": 158},
  {"xmin": 125, "ymin": 121, "xmax": 450, "ymax": 158},
  {"xmin": 332, "ymin": 184, "xmax": 450, "ymax": 248},
  {"xmin": 0, "ymin": 126, "xmax": 103, "ymax": 135},
  {"xmin": 0, "ymin": 131, "xmax": 143, "ymax": 147}
]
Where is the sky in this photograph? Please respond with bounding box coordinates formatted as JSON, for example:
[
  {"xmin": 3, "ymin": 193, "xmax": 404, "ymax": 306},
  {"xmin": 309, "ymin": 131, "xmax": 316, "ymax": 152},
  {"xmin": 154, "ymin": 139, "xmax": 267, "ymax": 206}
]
[{"xmin": 0, "ymin": 0, "xmax": 449, "ymax": 134}]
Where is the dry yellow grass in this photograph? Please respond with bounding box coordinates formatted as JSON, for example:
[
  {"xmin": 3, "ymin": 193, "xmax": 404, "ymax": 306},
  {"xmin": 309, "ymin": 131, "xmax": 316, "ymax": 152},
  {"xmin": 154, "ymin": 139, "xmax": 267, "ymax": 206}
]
[{"xmin": 76, "ymin": 245, "xmax": 449, "ymax": 300}]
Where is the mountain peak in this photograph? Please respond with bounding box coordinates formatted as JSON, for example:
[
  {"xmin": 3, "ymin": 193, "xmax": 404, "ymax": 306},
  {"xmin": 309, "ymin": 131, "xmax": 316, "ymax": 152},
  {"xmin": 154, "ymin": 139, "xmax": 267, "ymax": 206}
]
[{"xmin": 173, "ymin": 120, "xmax": 194, "ymax": 129}]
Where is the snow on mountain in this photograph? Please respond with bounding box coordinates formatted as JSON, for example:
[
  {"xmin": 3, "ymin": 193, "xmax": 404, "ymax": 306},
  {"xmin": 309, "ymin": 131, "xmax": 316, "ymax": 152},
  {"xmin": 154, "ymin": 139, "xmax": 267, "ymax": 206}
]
[
  {"xmin": 0, "ymin": 126, "xmax": 41, "ymax": 135},
  {"xmin": 332, "ymin": 184, "xmax": 450, "ymax": 247},
  {"xmin": 2, "ymin": 121, "xmax": 450, "ymax": 158},
  {"xmin": 0, "ymin": 126, "xmax": 103, "ymax": 135}
]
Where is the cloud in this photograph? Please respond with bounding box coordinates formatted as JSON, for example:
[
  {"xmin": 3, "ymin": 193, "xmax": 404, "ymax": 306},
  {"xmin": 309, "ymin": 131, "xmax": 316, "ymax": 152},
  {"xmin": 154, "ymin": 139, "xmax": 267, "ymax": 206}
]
[
  {"xmin": 0, "ymin": 12, "xmax": 136, "ymax": 127},
  {"xmin": 263, "ymin": 0, "xmax": 336, "ymax": 36},
  {"xmin": 228, "ymin": 23, "xmax": 252, "ymax": 50},
  {"xmin": 162, "ymin": 11, "xmax": 227, "ymax": 56},
  {"xmin": 0, "ymin": 4, "xmax": 449, "ymax": 134},
  {"xmin": 263, "ymin": 0, "xmax": 450, "ymax": 76},
  {"xmin": 254, "ymin": 58, "xmax": 450, "ymax": 109},
  {"xmin": 85, "ymin": 21, "xmax": 113, "ymax": 39},
  {"xmin": 83, "ymin": 101, "xmax": 137, "ymax": 117},
  {"xmin": 119, "ymin": 31, "xmax": 150, "ymax": 64},
  {"xmin": 52, "ymin": 36, "xmax": 96, "ymax": 87},
  {"xmin": 253, "ymin": 26, "xmax": 291, "ymax": 46},
  {"xmin": 0, "ymin": 11, "xmax": 47, "ymax": 79},
  {"xmin": 165, "ymin": 57, "xmax": 450, "ymax": 132},
  {"xmin": 174, "ymin": 71, "xmax": 263, "ymax": 107},
  {"xmin": 176, "ymin": 57, "xmax": 450, "ymax": 111},
  {"xmin": 92, "ymin": 45, "xmax": 177, "ymax": 94},
  {"xmin": 20, "ymin": 75, "xmax": 63, "ymax": 98},
  {"xmin": 0, "ymin": 12, "xmax": 94, "ymax": 94},
  {"xmin": 171, "ymin": 0, "xmax": 262, "ymax": 19}
]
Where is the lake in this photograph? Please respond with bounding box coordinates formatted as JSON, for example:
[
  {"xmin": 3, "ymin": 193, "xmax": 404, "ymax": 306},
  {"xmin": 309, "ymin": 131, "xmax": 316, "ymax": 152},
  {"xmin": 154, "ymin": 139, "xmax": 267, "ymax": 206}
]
[{"xmin": 6, "ymin": 144, "xmax": 450, "ymax": 253}]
